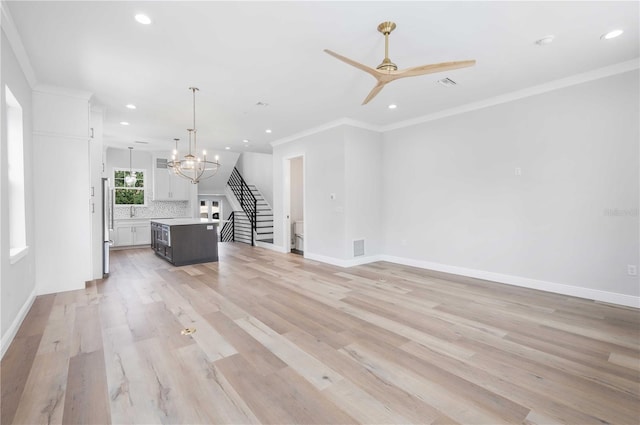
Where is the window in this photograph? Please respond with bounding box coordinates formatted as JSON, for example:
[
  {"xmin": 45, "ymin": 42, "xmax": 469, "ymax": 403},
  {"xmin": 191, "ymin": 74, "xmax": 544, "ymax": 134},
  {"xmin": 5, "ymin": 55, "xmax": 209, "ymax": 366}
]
[
  {"xmin": 114, "ymin": 169, "xmax": 146, "ymax": 205},
  {"xmin": 199, "ymin": 199, "xmax": 220, "ymax": 219},
  {"xmin": 6, "ymin": 85, "xmax": 27, "ymax": 263}
]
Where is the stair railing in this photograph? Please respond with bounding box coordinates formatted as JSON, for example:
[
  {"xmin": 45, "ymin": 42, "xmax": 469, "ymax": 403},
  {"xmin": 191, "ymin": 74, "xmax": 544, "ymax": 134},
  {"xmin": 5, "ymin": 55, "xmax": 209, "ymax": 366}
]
[
  {"xmin": 227, "ymin": 167, "xmax": 256, "ymax": 246},
  {"xmin": 220, "ymin": 212, "xmax": 235, "ymax": 242}
]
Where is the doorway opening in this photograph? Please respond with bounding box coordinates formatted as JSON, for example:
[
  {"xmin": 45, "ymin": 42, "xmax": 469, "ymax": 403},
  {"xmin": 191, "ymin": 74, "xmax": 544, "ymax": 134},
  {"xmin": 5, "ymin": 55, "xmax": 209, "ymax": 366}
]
[{"xmin": 285, "ymin": 156, "xmax": 304, "ymax": 255}]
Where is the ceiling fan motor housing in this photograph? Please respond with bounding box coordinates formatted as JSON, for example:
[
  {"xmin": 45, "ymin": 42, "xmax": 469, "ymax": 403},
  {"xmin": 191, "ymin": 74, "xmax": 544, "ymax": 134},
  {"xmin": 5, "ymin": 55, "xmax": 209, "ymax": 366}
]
[{"xmin": 376, "ymin": 58, "xmax": 398, "ymax": 71}]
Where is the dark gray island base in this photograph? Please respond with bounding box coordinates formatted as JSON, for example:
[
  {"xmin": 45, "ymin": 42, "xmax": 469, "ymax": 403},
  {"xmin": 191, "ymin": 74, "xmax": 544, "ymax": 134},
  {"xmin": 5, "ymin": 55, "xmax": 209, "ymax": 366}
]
[{"xmin": 151, "ymin": 219, "xmax": 219, "ymax": 266}]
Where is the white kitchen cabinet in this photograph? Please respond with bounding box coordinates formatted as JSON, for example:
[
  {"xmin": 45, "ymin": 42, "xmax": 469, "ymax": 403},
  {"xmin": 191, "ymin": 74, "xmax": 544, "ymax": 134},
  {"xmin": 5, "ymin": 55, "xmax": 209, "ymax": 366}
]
[
  {"xmin": 153, "ymin": 156, "xmax": 191, "ymax": 201},
  {"xmin": 113, "ymin": 220, "xmax": 151, "ymax": 246}
]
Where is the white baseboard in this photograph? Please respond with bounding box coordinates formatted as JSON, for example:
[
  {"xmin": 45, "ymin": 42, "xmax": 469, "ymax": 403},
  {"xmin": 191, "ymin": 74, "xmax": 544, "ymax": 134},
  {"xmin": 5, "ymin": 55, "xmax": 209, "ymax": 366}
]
[
  {"xmin": 380, "ymin": 255, "xmax": 640, "ymax": 309},
  {"xmin": 1, "ymin": 288, "xmax": 37, "ymax": 359},
  {"xmin": 255, "ymin": 241, "xmax": 288, "ymax": 253},
  {"xmin": 304, "ymin": 252, "xmax": 383, "ymax": 268},
  {"xmin": 297, "ymin": 252, "xmax": 639, "ymax": 308}
]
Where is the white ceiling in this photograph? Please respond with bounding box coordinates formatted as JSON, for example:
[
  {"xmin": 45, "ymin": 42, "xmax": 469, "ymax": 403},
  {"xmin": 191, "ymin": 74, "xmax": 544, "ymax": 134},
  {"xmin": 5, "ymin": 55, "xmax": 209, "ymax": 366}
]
[{"xmin": 6, "ymin": 1, "xmax": 639, "ymax": 155}]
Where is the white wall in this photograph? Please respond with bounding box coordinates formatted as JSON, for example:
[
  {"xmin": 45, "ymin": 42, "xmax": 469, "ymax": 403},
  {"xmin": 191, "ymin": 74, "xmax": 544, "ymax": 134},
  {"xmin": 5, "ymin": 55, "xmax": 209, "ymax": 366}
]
[
  {"xmin": 236, "ymin": 152, "xmax": 273, "ymax": 206},
  {"xmin": 273, "ymin": 126, "xmax": 347, "ymax": 258},
  {"xmin": 383, "ymin": 70, "xmax": 639, "ymax": 299},
  {"xmin": 1, "ymin": 29, "xmax": 36, "ymax": 349},
  {"xmin": 195, "ymin": 151, "xmax": 241, "ymax": 195},
  {"xmin": 272, "ymin": 125, "xmax": 384, "ymax": 263},
  {"xmin": 345, "ymin": 126, "xmax": 383, "ymax": 258}
]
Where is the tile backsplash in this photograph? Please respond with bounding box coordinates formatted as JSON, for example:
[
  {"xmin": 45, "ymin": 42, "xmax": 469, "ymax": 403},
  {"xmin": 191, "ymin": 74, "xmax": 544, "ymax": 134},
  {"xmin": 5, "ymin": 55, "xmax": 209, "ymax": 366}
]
[{"xmin": 114, "ymin": 194, "xmax": 191, "ymax": 220}]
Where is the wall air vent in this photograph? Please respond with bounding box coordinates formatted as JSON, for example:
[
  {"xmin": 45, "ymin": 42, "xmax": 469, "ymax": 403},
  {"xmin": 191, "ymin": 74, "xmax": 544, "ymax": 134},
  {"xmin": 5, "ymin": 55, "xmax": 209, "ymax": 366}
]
[
  {"xmin": 353, "ymin": 239, "xmax": 365, "ymax": 257},
  {"xmin": 437, "ymin": 77, "xmax": 457, "ymax": 87},
  {"xmin": 156, "ymin": 158, "xmax": 168, "ymax": 169}
]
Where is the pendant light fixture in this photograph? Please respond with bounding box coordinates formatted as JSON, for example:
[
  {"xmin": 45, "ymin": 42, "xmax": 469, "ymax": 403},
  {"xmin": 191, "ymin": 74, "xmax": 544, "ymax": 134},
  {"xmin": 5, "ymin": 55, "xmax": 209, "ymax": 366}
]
[
  {"xmin": 167, "ymin": 87, "xmax": 220, "ymax": 184},
  {"xmin": 124, "ymin": 146, "xmax": 137, "ymax": 186}
]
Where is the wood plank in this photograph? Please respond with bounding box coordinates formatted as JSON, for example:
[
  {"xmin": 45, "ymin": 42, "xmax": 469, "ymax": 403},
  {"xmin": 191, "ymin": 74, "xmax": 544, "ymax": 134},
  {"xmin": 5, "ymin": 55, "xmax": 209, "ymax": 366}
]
[
  {"xmin": 70, "ymin": 304, "xmax": 103, "ymax": 355},
  {"xmin": 62, "ymin": 350, "xmax": 112, "ymax": 424},
  {"xmin": 234, "ymin": 316, "xmax": 343, "ymax": 390},
  {"xmin": 216, "ymin": 354, "xmax": 356, "ymax": 424},
  {"xmin": 1, "ymin": 334, "xmax": 42, "ymax": 425},
  {"xmin": 11, "ymin": 351, "xmax": 69, "ymax": 425},
  {"xmin": 204, "ymin": 310, "xmax": 287, "ymax": 375},
  {"xmin": 173, "ymin": 344, "xmax": 261, "ymax": 424}
]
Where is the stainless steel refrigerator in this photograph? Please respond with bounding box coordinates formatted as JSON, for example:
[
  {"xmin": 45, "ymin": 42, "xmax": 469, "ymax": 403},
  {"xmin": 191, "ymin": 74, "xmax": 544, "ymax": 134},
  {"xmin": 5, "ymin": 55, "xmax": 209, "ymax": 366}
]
[{"xmin": 102, "ymin": 178, "xmax": 114, "ymax": 276}]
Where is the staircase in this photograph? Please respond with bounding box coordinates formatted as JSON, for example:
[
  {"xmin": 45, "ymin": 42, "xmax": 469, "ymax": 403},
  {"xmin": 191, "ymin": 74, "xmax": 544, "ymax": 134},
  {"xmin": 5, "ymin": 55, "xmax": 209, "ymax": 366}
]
[
  {"xmin": 220, "ymin": 168, "xmax": 273, "ymax": 245},
  {"xmin": 250, "ymin": 184, "xmax": 274, "ymax": 243}
]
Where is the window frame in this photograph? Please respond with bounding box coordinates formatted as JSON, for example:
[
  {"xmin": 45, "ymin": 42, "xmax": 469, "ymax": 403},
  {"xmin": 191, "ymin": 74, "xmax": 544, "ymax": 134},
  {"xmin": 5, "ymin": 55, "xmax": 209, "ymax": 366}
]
[
  {"xmin": 6, "ymin": 85, "xmax": 28, "ymax": 263},
  {"xmin": 113, "ymin": 167, "xmax": 147, "ymax": 206}
]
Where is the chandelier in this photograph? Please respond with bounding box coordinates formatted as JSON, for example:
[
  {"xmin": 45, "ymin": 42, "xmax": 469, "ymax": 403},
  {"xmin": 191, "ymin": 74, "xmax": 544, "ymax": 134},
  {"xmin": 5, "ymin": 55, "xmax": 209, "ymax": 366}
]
[
  {"xmin": 125, "ymin": 146, "xmax": 137, "ymax": 186},
  {"xmin": 168, "ymin": 87, "xmax": 220, "ymax": 184}
]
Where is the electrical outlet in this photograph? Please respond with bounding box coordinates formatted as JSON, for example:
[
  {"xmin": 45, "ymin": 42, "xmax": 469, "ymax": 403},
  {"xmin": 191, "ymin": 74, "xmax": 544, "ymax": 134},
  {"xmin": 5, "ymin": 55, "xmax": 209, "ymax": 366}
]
[
  {"xmin": 515, "ymin": 167, "xmax": 522, "ymax": 176},
  {"xmin": 628, "ymin": 265, "xmax": 637, "ymax": 276}
]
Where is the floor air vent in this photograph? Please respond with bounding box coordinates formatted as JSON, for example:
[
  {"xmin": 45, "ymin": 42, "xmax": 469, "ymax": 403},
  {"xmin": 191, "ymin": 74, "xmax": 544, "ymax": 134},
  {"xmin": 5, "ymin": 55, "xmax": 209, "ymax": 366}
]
[{"xmin": 353, "ymin": 239, "xmax": 365, "ymax": 257}]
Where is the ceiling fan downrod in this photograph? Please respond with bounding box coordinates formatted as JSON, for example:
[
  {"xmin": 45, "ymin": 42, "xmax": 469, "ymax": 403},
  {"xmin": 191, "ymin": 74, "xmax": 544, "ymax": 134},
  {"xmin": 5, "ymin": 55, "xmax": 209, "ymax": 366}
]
[{"xmin": 376, "ymin": 21, "xmax": 397, "ymax": 72}]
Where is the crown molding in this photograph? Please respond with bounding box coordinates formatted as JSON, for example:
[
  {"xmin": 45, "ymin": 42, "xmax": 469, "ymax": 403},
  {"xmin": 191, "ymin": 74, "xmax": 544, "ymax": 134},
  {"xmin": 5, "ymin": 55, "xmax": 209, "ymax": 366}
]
[
  {"xmin": 381, "ymin": 58, "xmax": 640, "ymax": 132},
  {"xmin": 34, "ymin": 84, "xmax": 92, "ymax": 101},
  {"xmin": 1, "ymin": 0, "xmax": 37, "ymax": 88},
  {"xmin": 271, "ymin": 58, "xmax": 639, "ymax": 148},
  {"xmin": 270, "ymin": 118, "xmax": 380, "ymax": 148}
]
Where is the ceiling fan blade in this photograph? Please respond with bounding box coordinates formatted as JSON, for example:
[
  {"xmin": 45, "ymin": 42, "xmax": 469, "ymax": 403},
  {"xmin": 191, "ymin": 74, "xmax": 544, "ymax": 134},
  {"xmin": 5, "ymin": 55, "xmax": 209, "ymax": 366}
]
[
  {"xmin": 324, "ymin": 49, "xmax": 380, "ymax": 78},
  {"xmin": 394, "ymin": 60, "xmax": 476, "ymax": 79},
  {"xmin": 362, "ymin": 82, "xmax": 387, "ymax": 105}
]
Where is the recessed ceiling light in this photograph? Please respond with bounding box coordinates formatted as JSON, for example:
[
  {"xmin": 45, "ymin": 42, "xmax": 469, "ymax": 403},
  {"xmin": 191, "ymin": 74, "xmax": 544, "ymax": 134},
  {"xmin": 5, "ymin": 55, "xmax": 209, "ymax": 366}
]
[
  {"xmin": 535, "ymin": 35, "xmax": 555, "ymax": 46},
  {"xmin": 120, "ymin": 121, "xmax": 129, "ymax": 126},
  {"xmin": 388, "ymin": 104, "xmax": 397, "ymax": 109},
  {"xmin": 242, "ymin": 139, "xmax": 249, "ymax": 143},
  {"xmin": 225, "ymin": 147, "xmax": 230, "ymax": 150},
  {"xmin": 126, "ymin": 104, "xmax": 136, "ymax": 109},
  {"xmin": 265, "ymin": 129, "xmax": 272, "ymax": 133},
  {"xmin": 601, "ymin": 29, "xmax": 624, "ymax": 40},
  {"xmin": 135, "ymin": 14, "xmax": 151, "ymax": 25}
]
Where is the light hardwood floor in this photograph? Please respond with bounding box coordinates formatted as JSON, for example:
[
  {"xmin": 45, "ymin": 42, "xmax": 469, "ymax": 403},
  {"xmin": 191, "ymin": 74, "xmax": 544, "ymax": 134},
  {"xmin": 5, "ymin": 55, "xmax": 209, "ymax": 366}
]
[{"xmin": 2, "ymin": 242, "xmax": 639, "ymax": 424}]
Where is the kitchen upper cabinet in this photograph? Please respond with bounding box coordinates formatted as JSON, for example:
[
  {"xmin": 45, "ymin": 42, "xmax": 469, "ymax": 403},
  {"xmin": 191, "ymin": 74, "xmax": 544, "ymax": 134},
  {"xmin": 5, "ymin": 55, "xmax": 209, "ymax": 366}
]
[{"xmin": 153, "ymin": 156, "xmax": 191, "ymax": 201}]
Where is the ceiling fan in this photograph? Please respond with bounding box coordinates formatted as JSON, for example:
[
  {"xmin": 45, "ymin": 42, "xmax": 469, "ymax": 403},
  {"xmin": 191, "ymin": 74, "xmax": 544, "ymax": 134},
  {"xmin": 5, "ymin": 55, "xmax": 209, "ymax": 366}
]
[{"xmin": 325, "ymin": 21, "xmax": 476, "ymax": 105}]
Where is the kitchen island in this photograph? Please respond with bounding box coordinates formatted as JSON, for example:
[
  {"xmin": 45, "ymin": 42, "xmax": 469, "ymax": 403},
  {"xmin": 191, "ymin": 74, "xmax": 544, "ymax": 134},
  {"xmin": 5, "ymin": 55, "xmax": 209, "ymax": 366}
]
[{"xmin": 151, "ymin": 218, "xmax": 219, "ymax": 266}]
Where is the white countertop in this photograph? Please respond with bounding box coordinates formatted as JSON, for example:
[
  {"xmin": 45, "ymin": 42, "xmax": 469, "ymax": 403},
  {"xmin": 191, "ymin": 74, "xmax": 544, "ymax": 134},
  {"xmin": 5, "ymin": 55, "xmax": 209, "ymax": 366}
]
[
  {"xmin": 114, "ymin": 217, "xmax": 190, "ymax": 222},
  {"xmin": 151, "ymin": 218, "xmax": 221, "ymax": 226}
]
